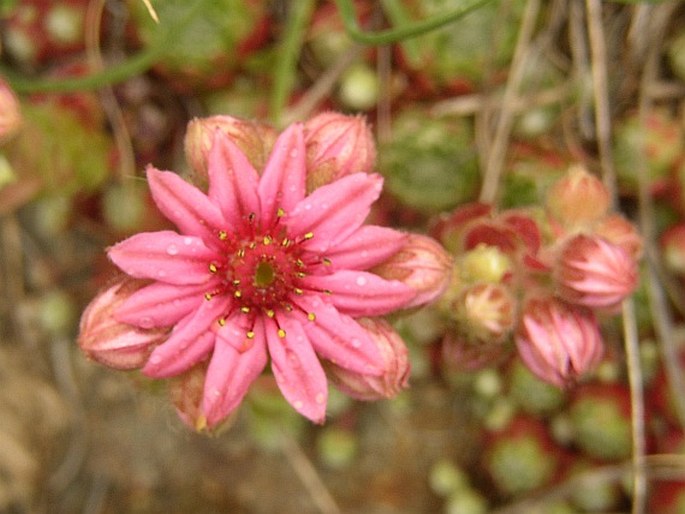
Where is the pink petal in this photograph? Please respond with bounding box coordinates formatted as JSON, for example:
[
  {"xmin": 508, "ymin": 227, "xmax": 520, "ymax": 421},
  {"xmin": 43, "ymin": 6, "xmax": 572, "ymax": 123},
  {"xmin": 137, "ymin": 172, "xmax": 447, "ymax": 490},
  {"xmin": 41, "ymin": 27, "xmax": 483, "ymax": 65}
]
[
  {"xmin": 324, "ymin": 226, "xmax": 408, "ymax": 271},
  {"xmin": 300, "ymin": 271, "xmax": 415, "ymax": 317},
  {"xmin": 202, "ymin": 315, "xmax": 268, "ymax": 427},
  {"xmin": 115, "ymin": 282, "xmax": 209, "ymax": 328},
  {"xmin": 265, "ymin": 315, "xmax": 327, "ymax": 423},
  {"xmin": 258, "ymin": 123, "xmax": 306, "ymax": 229},
  {"xmin": 142, "ymin": 295, "xmax": 230, "ymax": 378},
  {"xmin": 108, "ymin": 231, "xmax": 215, "ymax": 285},
  {"xmin": 293, "ymin": 294, "xmax": 383, "ymax": 375},
  {"xmin": 285, "ymin": 173, "xmax": 383, "ymax": 253},
  {"xmin": 147, "ymin": 167, "xmax": 226, "ymax": 243},
  {"xmin": 207, "ymin": 131, "xmax": 261, "ymax": 230}
]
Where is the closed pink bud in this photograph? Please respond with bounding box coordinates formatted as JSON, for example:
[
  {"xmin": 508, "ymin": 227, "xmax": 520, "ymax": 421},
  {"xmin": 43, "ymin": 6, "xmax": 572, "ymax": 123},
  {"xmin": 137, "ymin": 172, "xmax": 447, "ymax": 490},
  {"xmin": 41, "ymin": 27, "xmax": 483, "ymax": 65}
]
[
  {"xmin": 184, "ymin": 115, "xmax": 277, "ymax": 181},
  {"xmin": 593, "ymin": 213, "xmax": 643, "ymax": 260},
  {"xmin": 304, "ymin": 111, "xmax": 376, "ymax": 191},
  {"xmin": 0, "ymin": 79, "xmax": 21, "ymax": 143},
  {"xmin": 546, "ymin": 165, "xmax": 610, "ymax": 227},
  {"xmin": 373, "ymin": 234, "xmax": 452, "ymax": 308},
  {"xmin": 78, "ymin": 279, "xmax": 167, "ymax": 370},
  {"xmin": 168, "ymin": 362, "xmax": 237, "ymax": 433},
  {"xmin": 327, "ymin": 318, "xmax": 409, "ymax": 401},
  {"xmin": 454, "ymin": 283, "xmax": 516, "ymax": 342},
  {"xmin": 555, "ymin": 234, "xmax": 638, "ymax": 308},
  {"xmin": 662, "ymin": 224, "xmax": 685, "ymax": 275},
  {"xmin": 516, "ymin": 297, "xmax": 603, "ymax": 387}
]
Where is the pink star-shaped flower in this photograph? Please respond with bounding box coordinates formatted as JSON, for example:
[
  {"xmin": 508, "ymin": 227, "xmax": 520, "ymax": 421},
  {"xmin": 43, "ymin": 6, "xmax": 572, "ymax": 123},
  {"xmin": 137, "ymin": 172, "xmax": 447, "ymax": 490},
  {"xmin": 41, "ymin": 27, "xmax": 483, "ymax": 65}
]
[{"xmin": 107, "ymin": 123, "xmax": 416, "ymax": 426}]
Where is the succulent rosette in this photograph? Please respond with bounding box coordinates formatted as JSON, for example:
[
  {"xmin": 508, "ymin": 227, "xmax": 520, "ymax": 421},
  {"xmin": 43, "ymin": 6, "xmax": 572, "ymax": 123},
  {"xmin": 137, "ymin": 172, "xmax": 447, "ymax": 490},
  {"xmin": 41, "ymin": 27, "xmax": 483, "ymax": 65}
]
[{"xmin": 78, "ymin": 116, "xmax": 451, "ymax": 430}]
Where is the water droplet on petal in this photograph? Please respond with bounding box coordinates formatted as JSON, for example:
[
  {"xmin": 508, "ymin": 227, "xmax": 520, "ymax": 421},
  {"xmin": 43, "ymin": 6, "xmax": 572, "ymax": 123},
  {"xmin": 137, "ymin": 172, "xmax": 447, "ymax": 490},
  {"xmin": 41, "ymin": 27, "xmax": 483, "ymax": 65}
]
[
  {"xmin": 211, "ymin": 388, "xmax": 221, "ymax": 397},
  {"xmin": 351, "ymin": 338, "xmax": 361, "ymax": 348},
  {"xmin": 304, "ymin": 203, "xmax": 312, "ymax": 210},
  {"xmin": 290, "ymin": 149, "xmax": 298, "ymax": 158},
  {"xmin": 166, "ymin": 244, "xmax": 179, "ymax": 256},
  {"xmin": 183, "ymin": 237, "xmax": 193, "ymax": 246},
  {"xmin": 315, "ymin": 393, "xmax": 325, "ymax": 404},
  {"xmin": 294, "ymin": 400, "xmax": 304, "ymax": 410},
  {"xmin": 149, "ymin": 355, "xmax": 162, "ymax": 364},
  {"xmin": 157, "ymin": 270, "xmax": 167, "ymax": 278},
  {"xmin": 356, "ymin": 276, "xmax": 367, "ymax": 286}
]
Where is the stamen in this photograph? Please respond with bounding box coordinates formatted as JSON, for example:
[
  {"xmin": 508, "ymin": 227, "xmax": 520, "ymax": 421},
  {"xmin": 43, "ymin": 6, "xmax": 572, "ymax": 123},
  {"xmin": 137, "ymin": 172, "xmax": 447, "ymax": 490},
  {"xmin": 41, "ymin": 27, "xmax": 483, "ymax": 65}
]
[
  {"xmin": 283, "ymin": 304, "xmax": 293, "ymax": 312},
  {"xmin": 204, "ymin": 292, "xmax": 213, "ymax": 301},
  {"xmin": 234, "ymin": 290, "xmax": 242, "ymax": 298},
  {"xmin": 277, "ymin": 207, "xmax": 285, "ymax": 218},
  {"xmin": 281, "ymin": 238, "xmax": 290, "ymax": 247},
  {"xmin": 322, "ymin": 258, "xmax": 332, "ymax": 266},
  {"xmin": 247, "ymin": 331, "xmax": 255, "ymax": 339},
  {"xmin": 303, "ymin": 232, "xmax": 314, "ymax": 240},
  {"xmin": 237, "ymin": 248, "xmax": 245, "ymax": 258},
  {"xmin": 324, "ymin": 289, "xmax": 332, "ymax": 295},
  {"xmin": 248, "ymin": 212, "xmax": 256, "ymax": 223},
  {"xmin": 209, "ymin": 263, "xmax": 218, "ymax": 273},
  {"xmin": 241, "ymin": 306, "xmax": 250, "ymax": 314},
  {"xmin": 294, "ymin": 288, "xmax": 304, "ymax": 295},
  {"xmin": 249, "ymin": 242, "xmax": 256, "ymax": 249},
  {"xmin": 296, "ymin": 272, "xmax": 306, "ymax": 278},
  {"xmin": 277, "ymin": 328, "xmax": 286, "ymax": 338},
  {"xmin": 232, "ymin": 279, "xmax": 241, "ymax": 286},
  {"xmin": 266, "ymin": 309, "xmax": 275, "ymax": 318},
  {"xmin": 296, "ymin": 259, "xmax": 305, "ymax": 268},
  {"xmin": 307, "ymin": 312, "xmax": 316, "ymax": 321},
  {"xmin": 263, "ymin": 235, "xmax": 273, "ymax": 245},
  {"xmin": 218, "ymin": 230, "xmax": 228, "ymax": 240},
  {"xmin": 217, "ymin": 318, "xmax": 226, "ymax": 326}
]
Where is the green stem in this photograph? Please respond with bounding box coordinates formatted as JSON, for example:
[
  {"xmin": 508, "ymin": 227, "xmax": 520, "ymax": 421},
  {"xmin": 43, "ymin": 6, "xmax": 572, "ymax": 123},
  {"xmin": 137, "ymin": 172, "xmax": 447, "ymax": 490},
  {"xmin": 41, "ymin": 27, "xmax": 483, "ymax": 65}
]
[
  {"xmin": 334, "ymin": 0, "xmax": 495, "ymax": 45},
  {"xmin": 269, "ymin": 0, "xmax": 316, "ymax": 125},
  {"xmin": 1, "ymin": 1, "xmax": 204, "ymax": 94}
]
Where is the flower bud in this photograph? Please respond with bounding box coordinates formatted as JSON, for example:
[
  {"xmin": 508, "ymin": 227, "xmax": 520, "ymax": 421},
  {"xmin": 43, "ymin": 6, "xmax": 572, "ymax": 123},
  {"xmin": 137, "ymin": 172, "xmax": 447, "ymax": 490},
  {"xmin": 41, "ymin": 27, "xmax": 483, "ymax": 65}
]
[
  {"xmin": 168, "ymin": 362, "xmax": 237, "ymax": 433},
  {"xmin": 184, "ymin": 115, "xmax": 277, "ymax": 182},
  {"xmin": 515, "ymin": 297, "xmax": 603, "ymax": 387},
  {"xmin": 78, "ymin": 279, "xmax": 167, "ymax": 370},
  {"xmin": 554, "ymin": 234, "xmax": 638, "ymax": 308},
  {"xmin": 661, "ymin": 224, "xmax": 685, "ymax": 275},
  {"xmin": 593, "ymin": 213, "xmax": 643, "ymax": 260},
  {"xmin": 304, "ymin": 111, "xmax": 376, "ymax": 191},
  {"xmin": 453, "ymin": 283, "xmax": 516, "ymax": 342},
  {"xmin": 327, "ymin": 318, "xmax": 410, "ymax": 401},
  {"xmin": 460, "ymin": 244, "xmax": 512, "ymax": 284},
  {"xmin": 0, "ymin": 78, "xmax": 21, "ymax": 143},
  {"xmin": 546, "ymin": 165, "xmax": 610, "ymax": 227},
  {"xmin": 373, "ymin": 234, "xmax": 452, "ymax": 308}
]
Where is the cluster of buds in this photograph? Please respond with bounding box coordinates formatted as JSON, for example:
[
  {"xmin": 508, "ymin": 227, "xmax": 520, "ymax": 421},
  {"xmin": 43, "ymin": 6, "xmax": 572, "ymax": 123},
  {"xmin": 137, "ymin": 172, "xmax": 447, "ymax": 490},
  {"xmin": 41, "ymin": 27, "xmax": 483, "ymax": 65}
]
[
  {"xmin": 79, "ymin": 112, "xmax": 452, "ymax": 431},
  {"xmin": 435, "ymin": 165, "xmax": 641, "ymax": 387}
]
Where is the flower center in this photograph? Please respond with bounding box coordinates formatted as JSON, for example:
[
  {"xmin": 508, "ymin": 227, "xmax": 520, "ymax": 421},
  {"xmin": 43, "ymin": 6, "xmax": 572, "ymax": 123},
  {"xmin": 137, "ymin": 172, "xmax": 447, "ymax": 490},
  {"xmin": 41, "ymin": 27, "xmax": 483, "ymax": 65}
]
[{"xmin": 254, "ymin": 261, "xmax": 276, "ymax": 288}]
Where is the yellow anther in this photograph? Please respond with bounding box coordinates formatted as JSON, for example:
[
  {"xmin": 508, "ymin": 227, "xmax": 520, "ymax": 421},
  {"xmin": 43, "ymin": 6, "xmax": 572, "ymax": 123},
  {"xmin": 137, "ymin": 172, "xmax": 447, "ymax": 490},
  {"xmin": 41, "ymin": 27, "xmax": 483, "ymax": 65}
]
[
  {"xmin": 248, "ymin": 212, "xmax": 256, "ymax": 223},
  {"xmin": 266, "ymin": 309, "xmax": 275, "ymax": 318},
  {"xmin": 277, "ymin": 328, "xmax": 286, "ymax": 338},
  {"xmin": 237, "ymin": 248, "xmax": 245, "ymax": 258},
  {"xmin": 234, "ymin": 290, "xmax": 242, "ymax": 298},
  {"xmin": 241, "ymin": 306, "xmax": 250, "ymax": 314},
  {"xmin": 303, "ymin": 232, "xmax": 314, "ymax": 240},
  {"xmin": 204, "ymin": 292, "xmax": 213, "ymax": 301},
  {"xmin": 296, "ymin": 272, "xmax": 306, "ymax": 278},
  {"xmin": 218, "ymin": 230, "xmax": 228, "ymax": 240},
  {"xmin": 322, "ymin": 258, "xmax": 332, "ymax": 266},
  {"xmin": 209, "ymin": 263, "xmax": 218, "ymax": 273},
  {"xmin": 249, "ymin": 242, "xmax": 256, "ymax": 249},
  {"xmin": 294, "ymin": 288, "xmax": 304, "ymax": 295},
  {"xmin": 247, "ymin": 331, "xmax": 255, "ymax": 339},
  {"xmin": 232, "ymin": 279, "xmax": 241, "ymax": 286},
  {"xmin": 217, "ymin": 318, "xmax": 226, "ymax": 327},
  {"xmin": 307, "ymin": 312, "xmax": 316, "ymax": 321},
  {"xmin": 281, "ymin": 238, "xmax": 290, "ymax": 247},
  {"xmin": 284, "ymin": 304, "xmax": 293, "ymax": 312},
  {"xmin": 324, "ymin": 289, "xmax": 332, "ymax": 295},
  {"xmin": 296, "ymin": 259, "xmax": 305, "ymax": 268},
  {"xmin": 277, "ymin": 207, "xmax": 285, "ymax": 218},
  {"xmin": 263, "ymin": 235, "xmax": 272, "ymax": 245}
]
